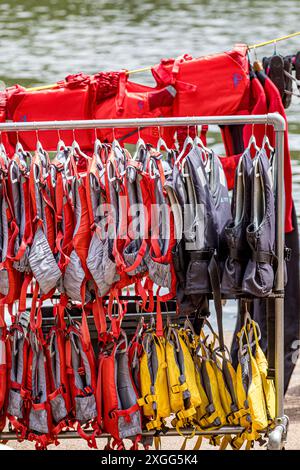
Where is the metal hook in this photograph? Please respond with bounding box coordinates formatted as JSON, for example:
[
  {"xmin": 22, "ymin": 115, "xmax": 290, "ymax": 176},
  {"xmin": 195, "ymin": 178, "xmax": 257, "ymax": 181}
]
[
  {"xmin": 72, "ymin": 129, "xmax": 76, "ymax": 142},
  {"xmin": 138, "ymin": 127, "xmax": 141, "ymax": 140},
  {"xmin": 112, "ymin": 127, "xmax": 116, "ymax": 141},
  {"xmin": 274, "ymin": 39, "xmax": 277, "ymax": 55}
]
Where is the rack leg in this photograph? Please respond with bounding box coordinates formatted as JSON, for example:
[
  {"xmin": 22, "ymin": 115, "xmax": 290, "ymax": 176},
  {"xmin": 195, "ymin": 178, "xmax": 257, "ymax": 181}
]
[{"xmin": 267, "ymin": 415, "xmax": 289, "ymax": 450}]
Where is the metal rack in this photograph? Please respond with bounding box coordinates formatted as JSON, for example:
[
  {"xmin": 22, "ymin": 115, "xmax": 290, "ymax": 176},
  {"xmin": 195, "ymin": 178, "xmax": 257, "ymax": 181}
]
[{"xmin": 0, "ymin": 113, "xmax": 288, "ymax": 450}]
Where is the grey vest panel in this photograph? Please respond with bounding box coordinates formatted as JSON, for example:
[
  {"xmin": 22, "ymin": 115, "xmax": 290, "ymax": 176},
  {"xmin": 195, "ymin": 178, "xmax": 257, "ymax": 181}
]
[
  {"xmin": 242, "ymin": 149, "xmax": 276, "ymax": 296},
  {"xmin": 221, "ymin": 150, "xmax": 253, "ymax": 294}
]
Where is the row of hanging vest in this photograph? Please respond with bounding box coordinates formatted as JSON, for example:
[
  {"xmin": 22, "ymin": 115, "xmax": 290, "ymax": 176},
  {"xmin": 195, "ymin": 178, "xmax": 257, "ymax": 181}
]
[
  {"xmin": 0, "ymin": 303, "xmax": 275, "ymax": 450},
  {"xmin": 0, "ymin": 128, "xmax": 278, "ymax": 449},
  {"xmin": 0, "ymin": 129, "xmax": 277, "ymax": 311}
]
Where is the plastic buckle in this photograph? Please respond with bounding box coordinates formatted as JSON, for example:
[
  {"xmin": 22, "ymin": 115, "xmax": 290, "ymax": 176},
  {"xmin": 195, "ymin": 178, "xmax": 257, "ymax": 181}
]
[{"xmin": 284, "ymin": 247, "xmax": 292, "ymax": 261}]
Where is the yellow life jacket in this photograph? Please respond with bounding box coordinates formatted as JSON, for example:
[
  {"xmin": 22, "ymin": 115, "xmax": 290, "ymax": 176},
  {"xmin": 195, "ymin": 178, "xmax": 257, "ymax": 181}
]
[
  {"xmin": 194, "ymin": 329, "xmax": 227, "ymax": 430},
  {"xmin": 138, "ymin": 330, "xmax": 171, "ymax": 431},
  {"xmin": 233, "ymin": 322, "xmax": 269, "ymax": 449},
  {"xmin": 249, "ymin": 320, "xmax": 276, "ymax": 424},
  {"xmin": 165, "ymin": 324, "xmax": 201, "ymax": 432}
]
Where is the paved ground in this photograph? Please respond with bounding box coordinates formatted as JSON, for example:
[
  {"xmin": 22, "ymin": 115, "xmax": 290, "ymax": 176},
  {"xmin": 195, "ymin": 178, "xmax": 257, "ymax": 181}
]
[{"xmin": 1, "ymin": 331, "xmax": 299, "ymax": 451}]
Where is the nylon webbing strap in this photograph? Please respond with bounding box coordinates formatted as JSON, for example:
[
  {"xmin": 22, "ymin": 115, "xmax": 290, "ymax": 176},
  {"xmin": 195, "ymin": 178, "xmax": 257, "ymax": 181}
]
[
  {"xmin": 208, "ymin": 254, "xmax": 225, "ymax": 352},
  {"xmin": 266, "ymin": 298, "xmax": 276, "ymax": 379}
]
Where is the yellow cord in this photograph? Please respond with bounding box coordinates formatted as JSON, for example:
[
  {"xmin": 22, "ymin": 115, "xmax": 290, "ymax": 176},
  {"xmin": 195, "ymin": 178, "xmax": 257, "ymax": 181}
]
[{"xmin": 24, "ymin": 31, "xmax": 300, "ymax": 93}]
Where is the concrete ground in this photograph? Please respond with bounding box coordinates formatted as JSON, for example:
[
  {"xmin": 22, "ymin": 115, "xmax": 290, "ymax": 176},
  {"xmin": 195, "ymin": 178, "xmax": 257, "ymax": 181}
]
[{"xmin": 1, "ymin": 331, "xmax": 299, "ymax": 451}]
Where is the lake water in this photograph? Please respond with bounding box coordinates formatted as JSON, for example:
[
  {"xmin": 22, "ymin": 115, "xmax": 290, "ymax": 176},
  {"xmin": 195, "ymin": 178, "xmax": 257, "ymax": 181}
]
[{"xmin": 1, "ymin": 0, "xmax": 300, "ymax": 329}]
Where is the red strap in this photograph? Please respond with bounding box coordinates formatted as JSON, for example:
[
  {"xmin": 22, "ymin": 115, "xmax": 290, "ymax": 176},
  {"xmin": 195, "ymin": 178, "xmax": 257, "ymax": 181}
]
[
  {"xmin": 156, "ymin": 298, "xmax": 164, "ymax": 337},
  {"xmin": 92, "ymin": 295, "xmax": 107, "ymax": 336}
]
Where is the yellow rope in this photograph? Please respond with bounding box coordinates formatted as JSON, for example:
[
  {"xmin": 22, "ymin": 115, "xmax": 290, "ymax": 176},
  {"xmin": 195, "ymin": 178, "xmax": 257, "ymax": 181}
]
[
  {"xmin": 248, "ymin": 31, "xmax": 300, "ymax": 50},
  {"xmin": 25, "ymin": 31, "xmax": 300, "ymax": 93}
]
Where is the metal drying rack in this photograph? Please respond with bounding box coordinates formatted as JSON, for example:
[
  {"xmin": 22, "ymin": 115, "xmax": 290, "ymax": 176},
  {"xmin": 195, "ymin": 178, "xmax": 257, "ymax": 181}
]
[{"xmin": 0, "ymin": 113, "xmax": 288, "ymax": 450}]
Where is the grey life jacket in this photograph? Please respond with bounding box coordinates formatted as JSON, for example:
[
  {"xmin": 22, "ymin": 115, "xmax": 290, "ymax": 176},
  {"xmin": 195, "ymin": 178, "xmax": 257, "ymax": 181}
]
[
  {"xmin": 221, "ymin": 149, "xmax": 253, "ymax": 294},
  {"xmin": 99, "ymin": 331, "xmax": 142, "ymax": 448},
  {"xmin": 8, "ymin": 151, "xmax": 32, "ymax": 274},
  {"xmin": 28, "ymin": 150, "xmax": 61, "ymax": 295},
  {"xmin": 7, "ymin": 312, "xmax": 30, "ymax": 440},
  {"xmin": 242, "ymin": 149, "xmax": 277, "ymax": 296},
  {"xmin": 86, "ymin": 146, "xmax": 119, "ymax": 297},
  {"xmin": 122, "ymin": 143, "xmax": 150, "ymax": 276}
]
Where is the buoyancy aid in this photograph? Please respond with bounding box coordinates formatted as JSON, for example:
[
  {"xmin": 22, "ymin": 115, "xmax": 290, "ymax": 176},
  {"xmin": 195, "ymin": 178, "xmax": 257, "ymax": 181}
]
[
  {"xmin": 6, "ymin": 311, "xmax": 30, "ymax": 441},
  {"xmin": 98, "ymin": 331, "xmax": 142, "ymax": 450},
  {"xmin": 45, "ymin": 306, "xmax": 72, "ymax": 438},
  {"xmin": 49, "ymin": 147, "xmax": 75, "ymax": 283},
  {"xmin": 222, "ymin": 150, "xmax": 253, "ymax": 294},
  {"xmin": 94, "ymin": 72, "xmax": 175, "ymax": 147},
  {"xmin": 152, "ymin": 45, "xmax": 249, "ymax": 118},
  {"xmin": 5, "ymin": 74, "xmax": 95, "ymax": 152},
  {"xmin": 28, "ymin": 149, "xmax": 61, "ymax": 295},
  {"xmin": 85, "ymin": 144, "xmax": 122, "ymax": 301},
  {"xmin": 194, "ymin": 327, "xmax": 227, "ymax": 431},
  {"xmin": 65, "ymin": 315, "xmax": 99, "ymax": 447},
  {"xmin": 138, "ymin": 327, "xmax": 171, "ymax": 432},
  {"xmin": 0, "ymin": 151, "xmax": 22, "ymax": 306},
  {"xmin": 122, "ymin": 142, "xmax": 152, "ymax": 277},
  {"xmin": 0, "ymin": 307, "xmax": 8, "ymax": 413},
  {"xmin": 242, "ymin": 149, "xmax": 277, "ymax": 296},
  {"xmin": 233, "ymin": 316, "xmax": 269, "ymax": 449},
  {"xmin": 63, "ymin": 151, "xmax": 92, "ymax": 303},
  {"xmin": 165, "ymin": 324, "xmax": 201, "ymax": 432},
  {"xmin": 145, "ymin": 149, "xmax": 177, "ymax": 301},
  {"xmin": 7, "ymin": 149, "xmax": 33, "ymax": 274}
]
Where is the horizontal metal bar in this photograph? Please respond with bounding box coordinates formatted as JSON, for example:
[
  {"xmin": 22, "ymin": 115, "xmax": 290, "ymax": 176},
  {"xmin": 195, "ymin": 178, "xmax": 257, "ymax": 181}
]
[
  {"xmin": 0, "ymin": 426, "xmax": 245, "ymax": 440},
  {"xmin": 0, "ymin": 113, "xmax": 285, "ymax": 132}
]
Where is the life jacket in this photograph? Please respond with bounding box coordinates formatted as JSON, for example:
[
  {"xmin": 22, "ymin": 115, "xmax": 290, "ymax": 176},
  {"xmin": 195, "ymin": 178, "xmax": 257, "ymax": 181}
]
[
  {"xmin": 6, "ymin": 311, "xmax": 30, "ymax": 441},
  {"xmin": 0, "ymin": 306, "xmax": 9, "ymax": 414},
  {"xmin": 98, "ymin": 331, "xmax": 142, "ymax": 450},
  {"xmin": 122, "ymin": 143, "xmax": 152, "ymax": 277},
  {"xmin": 86, "ymin": 144, "xmax": 120, "ymax": 298},
  {"xmin": 63, "ymin": 151, "xmax": 92, "ymax": 303},
  {"xmin": 233, "ymin": 318, "xmax": 269, "ymax": 449},
  {"xmin": 242, "ymin": 149, "xmax": 277, "ymax": 296},
  {"xmin": 222, "ymin": 150, "xmax": 253, "ymax": 294},
  {"xmin": 94, "ymin": 71, "xmax": 175, "ymax": 147},
  {"xmin": 144, "ymin": 149, "xmax": 177, "ymax": 303},
  {"xmin": 0, "ymin": 151, "xmax": 22, "ymax": 306},
  {"xmin": 25, "ymin": 327, "xmax": 54, "ymax": 449},
  {"xmin": 137, "ymin": 326, "xmax": 171, "ymax": 432},
  {"xmin": 194, "ymin": 327, "xmax": 227, "ymax": 431},
  {"xmin": 65, "ymin": 315, "xmax": 99, "ymax": 448},
  {"xmin": 28, "ymin": 149, "xmax": 61, "ymax": 295},
  {"xmin": 152, "ymin": 45, "xmax": 249, "ymax": 118},
  {"xmin": 49, "ymin": 147, "xmax": 75, "ymax": 285},
  {"xmin": 45, "ymin": 305, "xmax": 72, "ymax": 438},
  {"xmin": 165, "ymin": 324, "xmax": 201, "ymax": 433},
  {"xmin": 7, "ymin": 149, "xmax": 33, "ymax": 274},
  {"xmin": 4, "ymin": 74, "xmax": 95, "ymax": 152}
]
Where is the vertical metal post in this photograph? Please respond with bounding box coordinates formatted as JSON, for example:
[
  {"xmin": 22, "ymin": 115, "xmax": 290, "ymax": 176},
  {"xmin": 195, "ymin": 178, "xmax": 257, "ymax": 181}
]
[{"xmin": 274, "ymin": 125, "xmax": 285, "ymax": 418}]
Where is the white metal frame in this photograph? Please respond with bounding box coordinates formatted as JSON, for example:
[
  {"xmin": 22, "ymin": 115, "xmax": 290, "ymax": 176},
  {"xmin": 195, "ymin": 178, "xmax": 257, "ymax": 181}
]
[{"xmin": 0, "ymin": 113, "xmax": 287, "ymax": 449}]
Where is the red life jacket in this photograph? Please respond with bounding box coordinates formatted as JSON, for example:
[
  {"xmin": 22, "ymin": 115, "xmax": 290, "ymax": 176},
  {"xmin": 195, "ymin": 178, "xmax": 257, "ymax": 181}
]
[
  {"xmin": 0, "ymin": 153, "xmax": 22, "ymax": 307},
  {"xmin": 0, "ymin": 306, "xmax": 9, "ymax": 414},
  {"xmin": 4, "ymin": 74, "xmax": 95, "ymax": 152},
  {"xmin": 65, "ymin": 313, "xmax": 99, "ymax": 448},
  {"xmin": 98, "ymin": 331, "xmax": 142, "ymax": 450},
  {"xmin": 152, "ymin": 45, "xmax": 250, "ymax": 118}
]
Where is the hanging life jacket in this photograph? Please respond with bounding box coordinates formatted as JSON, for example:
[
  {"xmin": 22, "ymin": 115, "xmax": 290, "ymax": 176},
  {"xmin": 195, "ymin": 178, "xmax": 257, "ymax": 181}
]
[
  {"xmin": 144, "ymin": 149, "xmax": 177, "ymax": 302},
  {"xmin": 86, "ymin": 144, "xmax": 119, "ymax": 297},
  {"xmin": 6, "ymin": 311, "xmax": 30, "ymax": 441},
  {"xmin": 222, "ymin": 150, "xmax": 253, "ymax": 294},
  {"xmin": 137, "ymin": 326, "xmax": 171, "ymax": 432},
  {"xmin": 0, "ymin": 152, "xmax": 22, "ymax": 306},
  {"xmin": 63, "ymin": 151, "xmax": 92, "ymax": 303},
  {"xmin": 98, "ymin": 331, "xmax": 142, "ymax": 450},
  {"xmin": 242, "ymin": 149, "xmax": 277, "ymax": 296},
  {"xmin": 28, "ymin": 149, "xmax": 61, "ymax": 295},
  {"xmin": 49, "ymin": 147, "xmax": 75, "ymax": 287},
  {"xmin": 233, "ymin": 319, "xmax": 269, "ymax": 449},
  {"xmin": 45, "ymin": 305, "xmax": 72, "ymax": 438},
  {"xmin": 65, "ymin": 315, "xmax": 99, "ymax": 448},
  {"xmin": 165, "ymin": 324, "xmax": 201, "ymax": 433},
  {"xmin": 0, "ymin": 307, "xmax": 9, "ymax": 414}
]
